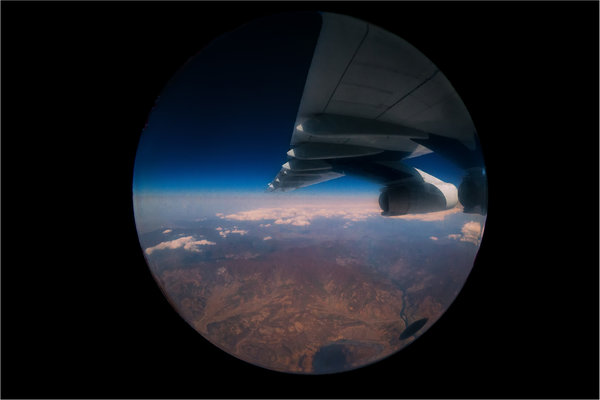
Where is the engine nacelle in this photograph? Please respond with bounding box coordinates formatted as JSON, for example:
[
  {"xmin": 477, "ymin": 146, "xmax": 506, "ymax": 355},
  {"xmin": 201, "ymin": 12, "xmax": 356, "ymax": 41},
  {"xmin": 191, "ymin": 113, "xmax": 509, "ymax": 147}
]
[
  {"xmin": 379, "ymin": 181, "xmax": 458, "ymax": 216},
  {"xmin": 458, "ymin": 167, "xmax": 488, "ymax": 215}
]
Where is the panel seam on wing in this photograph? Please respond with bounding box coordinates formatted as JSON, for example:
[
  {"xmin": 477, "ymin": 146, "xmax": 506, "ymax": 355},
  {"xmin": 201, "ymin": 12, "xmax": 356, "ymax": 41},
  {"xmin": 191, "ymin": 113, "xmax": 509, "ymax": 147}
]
[
  {"xmin": 323, "ymin": 23, "xmax": 370, "ymax": 113},
  {"xmin": 374, "ymin": 69, "xmax": 439, "ymax": 121}
]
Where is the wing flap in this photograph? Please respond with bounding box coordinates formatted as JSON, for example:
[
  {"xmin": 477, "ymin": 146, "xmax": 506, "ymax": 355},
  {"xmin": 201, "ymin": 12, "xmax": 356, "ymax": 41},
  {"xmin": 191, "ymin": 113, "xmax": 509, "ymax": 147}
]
[{"xmin": 268, "ymin": 168, "xmax": 344, "ymax": 192}]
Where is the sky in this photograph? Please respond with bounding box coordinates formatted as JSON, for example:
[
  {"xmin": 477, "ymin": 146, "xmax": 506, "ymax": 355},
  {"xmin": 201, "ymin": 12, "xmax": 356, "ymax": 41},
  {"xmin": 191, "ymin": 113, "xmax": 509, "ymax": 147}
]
[
  {"xmin": 133, "ymin": 11, "xmax": 466, "ymax": 198},
  {"xmin": 133, "ymin": 12, "xmax": 323, "ymax": 193}
]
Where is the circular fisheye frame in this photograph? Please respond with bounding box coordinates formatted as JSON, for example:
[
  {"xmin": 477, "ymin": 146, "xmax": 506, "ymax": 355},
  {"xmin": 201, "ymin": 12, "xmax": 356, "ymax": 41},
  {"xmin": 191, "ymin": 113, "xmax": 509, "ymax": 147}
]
[{"xmin": 133, "ymin": 12, "xmax": 487, "ymax": 374}]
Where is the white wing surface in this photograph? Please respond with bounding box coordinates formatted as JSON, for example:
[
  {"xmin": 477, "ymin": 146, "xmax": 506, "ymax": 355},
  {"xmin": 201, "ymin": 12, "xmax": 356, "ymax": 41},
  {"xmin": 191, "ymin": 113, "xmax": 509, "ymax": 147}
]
[
  {"xmin": 267, "ymin": 13, "xmax": 483, "ymax": 215},
  {"xmin": 291, "ymin": 13, "xmax": 475, "ymax": 150}
]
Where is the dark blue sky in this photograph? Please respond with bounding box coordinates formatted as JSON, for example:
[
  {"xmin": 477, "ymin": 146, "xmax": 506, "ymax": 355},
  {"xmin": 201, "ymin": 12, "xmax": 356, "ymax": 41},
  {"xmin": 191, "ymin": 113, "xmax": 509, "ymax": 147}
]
[
  {"xmin": 134, "ymin": 12, "xmax": 323, "ymax": 193},
  {"xmin": 133, "ymin": 11, "xmax": 464, "ymax": 195}
]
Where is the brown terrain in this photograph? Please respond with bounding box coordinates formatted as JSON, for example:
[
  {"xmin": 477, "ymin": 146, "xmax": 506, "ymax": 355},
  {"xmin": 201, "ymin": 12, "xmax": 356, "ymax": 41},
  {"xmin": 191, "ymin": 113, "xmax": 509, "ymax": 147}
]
[{"xmin": 153, "ymin": 240, "xmax": 449, "ymax": 373}]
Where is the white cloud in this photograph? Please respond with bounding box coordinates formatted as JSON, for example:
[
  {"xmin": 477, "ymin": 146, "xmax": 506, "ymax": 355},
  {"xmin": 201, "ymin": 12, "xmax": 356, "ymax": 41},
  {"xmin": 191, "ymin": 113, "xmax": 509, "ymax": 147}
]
[
  {"xmin": 145, "ymin": 236, "xmax": 216, "ymax": 255},
  {"xmin": 162, "ymin": 229, "xmax": 172, "ymax": 234},
  {"xmin": 446, "ymin": 221, "xmax": 483, "ymax": 245},
  {"xmin": 218, "ymin": 227, "xmax": 249, "ymax": 238},
  {"xmin": 390, "ymin": 206, "xmax": 462, "ymax": 221},
  {"xmin": 274, "ymin": 216, "xmax": 310, "ymax": 226},
  {"xmin": 263, "ymin": 236, "xmax": 272, "ymax": 241},
  {"xmin": 222, "ymin": 203, "xmax": 463, "ymax": 226},
  {"xmin": 194, "ymin": 239, "xmax": 217, "ymax": 246},
  {"xmin": 223, "ymin": 206, "xmax": 380, "ymax": 227},
  {"xmin": 460, "ymin": 221, "xmax": 482, "ymax": 245},
  {"xmin": 429, "ymin": 236, "xmax": 438, "ymax": 241}
]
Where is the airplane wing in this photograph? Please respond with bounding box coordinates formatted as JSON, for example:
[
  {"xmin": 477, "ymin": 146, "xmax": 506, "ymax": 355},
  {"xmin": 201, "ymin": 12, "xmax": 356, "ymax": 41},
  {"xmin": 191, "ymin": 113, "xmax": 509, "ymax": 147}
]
[{"xmin": 267, "ymin": 12, "xmax": 485, "ymax": 215}]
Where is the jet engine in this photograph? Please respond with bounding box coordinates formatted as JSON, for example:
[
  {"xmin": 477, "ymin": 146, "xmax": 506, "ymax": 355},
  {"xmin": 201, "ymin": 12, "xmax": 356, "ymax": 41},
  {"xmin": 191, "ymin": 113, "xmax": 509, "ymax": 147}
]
[
  {"xmin": 458, "ymin": 167, "xmax": 488, "ymax": 215},
  {"xmin": 379, "ymin": 181, "xmax": 458, "ymax": 216}
]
